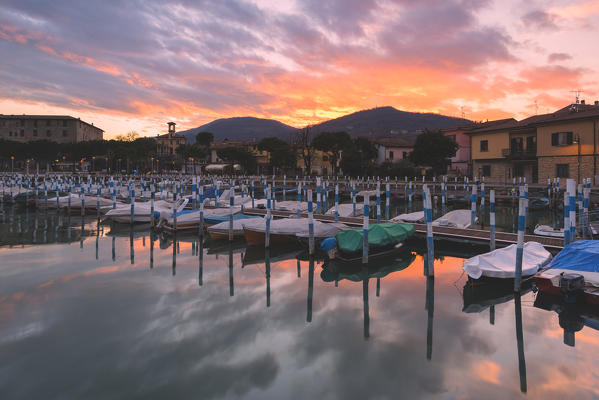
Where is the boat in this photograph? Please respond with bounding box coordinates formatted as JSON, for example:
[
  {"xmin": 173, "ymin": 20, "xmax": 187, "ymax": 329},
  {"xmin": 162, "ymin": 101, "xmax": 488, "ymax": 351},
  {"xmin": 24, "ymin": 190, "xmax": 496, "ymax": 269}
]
[
  {"xmin": 534, "ymin": 224, "xmax": 596, "ymax": 237},
  {"xmin": 534, "ymin": 240, "xmax": 599, "ymax": 304},
  {"xmin": 243, "ymin": 218, "xmax": 349, "ymax": 246},
  {"xmin": 320, "ymin": 222, "xmax": 415, "ymax": 263},
  {"xmin": 433, "ymin": 209, "xmax": 477, "ymax": 229},
  {"xmin": 325, "ymin": 203, "xmax": 365, "ymax": 217},
  {"xmin": 529, "ymin": 197, "xmax": 550, "ymax": 210},
  {"xmin": 207, "ymin": 215, "xmax": 263, "ymax": 240},
  {"xmin": 391, "ymin": 211, "xmax": 425, "ymax": 223},
  {"xmin": 105, "ymin": 198, "xmax": 186, "ymax": 223},
  {"xmin": 160, "ymin": 206, "xmax": 241, "ymax": 232},
  {"xmin": 463, "ymin": 242, "xmax": 552, "ymax": 280}
]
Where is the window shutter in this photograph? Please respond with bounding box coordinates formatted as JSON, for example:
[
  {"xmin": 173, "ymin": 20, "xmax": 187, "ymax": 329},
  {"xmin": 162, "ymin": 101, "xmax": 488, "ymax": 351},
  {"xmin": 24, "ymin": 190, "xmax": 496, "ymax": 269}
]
[
  {"xmin": 551, "ymin": 133, "xmax": 558, "ymax": 146},
  {"xmin": 567, "ymin": 132, "xmax": 573, "ymax": 145}
]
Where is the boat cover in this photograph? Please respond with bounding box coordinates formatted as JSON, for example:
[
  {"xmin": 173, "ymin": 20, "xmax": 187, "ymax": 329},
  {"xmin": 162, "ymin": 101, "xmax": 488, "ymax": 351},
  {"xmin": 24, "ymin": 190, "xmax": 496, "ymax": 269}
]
[
  {"xmin": 325, "ymin": 203, "xmax": 364, "ymax": 217},
  {"xmin": 208, "ymin": 215, "xmax": 262, "ymax": 232},
  {"xmin": 335, "ymin": 222, "xmax": 414, "ymax": 254},
  {"xmin": 547, "ymin": 241, "xmax": 599, "ymax": 273},
  {"xmin": 463, "ymin": 241, "xmax": 552, "ymax": 279},
  {"xmin": 433, "ymin": 209, "xmax": 474, "ymax": 229},
  {"xmin": 391, "ymin": 211, "xmax": 425, "ymax": 223}
]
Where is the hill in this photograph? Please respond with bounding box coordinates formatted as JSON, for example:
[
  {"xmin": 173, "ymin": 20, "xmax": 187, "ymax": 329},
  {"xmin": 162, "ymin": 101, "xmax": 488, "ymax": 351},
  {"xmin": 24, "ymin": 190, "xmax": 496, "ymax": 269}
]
[
  {"xmin": 311, "ymin": 106, "xmax": 471, "ymax": 139},
  {"xmin": 178, "ymin": 117, "xmax": 297, "ymax": 143}
]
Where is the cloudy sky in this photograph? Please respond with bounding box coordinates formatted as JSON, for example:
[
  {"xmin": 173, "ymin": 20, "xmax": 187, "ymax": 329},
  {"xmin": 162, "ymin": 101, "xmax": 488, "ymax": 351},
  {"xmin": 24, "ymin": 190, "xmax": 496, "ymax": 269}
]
[{"xmin": 0, "ymin": 0, "xmax": 597, "ymax": 138}]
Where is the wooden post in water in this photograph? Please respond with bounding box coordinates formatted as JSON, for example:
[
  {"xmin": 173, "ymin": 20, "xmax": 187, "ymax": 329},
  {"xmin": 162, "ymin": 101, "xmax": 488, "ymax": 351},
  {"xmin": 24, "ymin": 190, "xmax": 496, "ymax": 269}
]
[
  {"xmin": 385, "ymin": 180, "xmax": 390, "ymax": 220},
  {"xmin": 297, "ymin": 182, "xmax": 301, "ymax": 218},
  {"xmin": 425, "ymin": 187, "xmax": 434, "ymax": 276},
  {"xmin": 470, "ymin": 183, "xmax": 477, "ymax": 228},
  {"xmin": 564, "ymin": 192, "xmax": 570, "ymax": 246},
  {"xmin": 567, "ymin": 179, "xmax": 576, "ymax": 242},
  {"xmin": 334, "ymin": 184, "xmax": 339, "ymax": 222},
  {"xmin": 229, "ymin": 186, "xmax": 234, "ymax": 241},
  {"xmin": 265, "ymin": 185, "xmax": 271, "ymax": 248},
  {"xmin": 308, "ymin": 189, "xmax": 314, "ymax": 255},
  {"xmin": 514, "ymin": 196, "xmax": 526, "ymax": 292}
]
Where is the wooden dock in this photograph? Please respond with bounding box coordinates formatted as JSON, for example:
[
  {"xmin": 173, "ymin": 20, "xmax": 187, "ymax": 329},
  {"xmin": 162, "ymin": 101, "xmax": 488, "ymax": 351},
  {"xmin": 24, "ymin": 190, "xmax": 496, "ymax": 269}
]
[{"xmin": 242, "ymin": 207, "xmax": 565, "ymax": 249}]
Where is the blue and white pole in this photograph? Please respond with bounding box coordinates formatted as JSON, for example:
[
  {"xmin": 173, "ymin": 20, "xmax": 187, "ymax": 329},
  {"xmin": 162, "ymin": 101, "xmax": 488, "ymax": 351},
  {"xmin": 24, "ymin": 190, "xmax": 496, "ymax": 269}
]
[
  {"xmin": 251, "ymin": 180, "xmax": 255, "ymax": 208},
  {"xmin": 363, "ymin": 194, "xmax": 370, "ymax": 264},
  {"xmin": 308, "ymin": 189, "xmax": 314, "ymax": 255},
  {"xmin": 583, "ymin": 186, "xmax": 590, "ymax": 237},
  {"xmin": 80, "ymin": 186, "xmax": 85, "ymax": 217},
  {"xmin": 297, "ymin": 183, "xmax": 302, "ymax": 218},
  {"xmin": 130, "ymin": 188, "xmax": 135, "ymax": 225},
  {"xmin": 229, "ymin": 186, "xmax": 234, "ymax": 241},
  {"xmin": 265, "ymin": 185, "xmax": 271, "ymax": 248},
  {"xmin": 215, "ymin": 182, "xmax": 220, "ymax": 208},
  {"xmin": 564, "ymin": 191, "xmax": 570, "ymax": 245},
  {"xmin": 352, "ymin": 181, "xmax": 357, "ymax": 217},
  {"xmin": 334, "ymin": 184, "xmax": 339, "ymax": 222},
  {"xmin": 490, "ymin": 190, "xmax": 496, "ymax": 250},
  {"xmin": 150, "ymin": 184, "xmax": 155, "ymax": 227},
  {"xmin": 480, "ymin": 182, "xmax": 485, "ymax": 208},
  {"xmin": 385, "ymin": 181, "xmax": 390, "ymax": 220},
  {"xmin": 316, "ymin": 177, "xmax": 321, "ymax": 214},
  {"xmin": 567, "ymin": 179, "xmax": 576, "ymax": 241},
  {"xmin": 514, "ymin": 196, "xmax": 527, "ymax": 292},
  {"xmin": 283, "ymin": 175, "xmax": 286, "ymax": 201},
  {"xmin": 441, "ymin": 181, "xmax": 446, "ymax": 208},
  {"xmin": 240, "ymin": 182, "xmax": 245, "ymax": 213},
  {"xmin": 376, "ymin": 182, "xmax": 381, "ymax": 223},
  {"xmin": 470, "ymin": 184, "xmax": 477, "ymax": 228},
  {"xmin": 425, "ymin": 187, "xmax": 434, "ymax": 276},
  {"xmin": 199, "ymin": 185, "xmax": 204, "ymax": 237},
  {"xmin": 408, "ymin": 181, "xmax": 413, "ymax": 207}
]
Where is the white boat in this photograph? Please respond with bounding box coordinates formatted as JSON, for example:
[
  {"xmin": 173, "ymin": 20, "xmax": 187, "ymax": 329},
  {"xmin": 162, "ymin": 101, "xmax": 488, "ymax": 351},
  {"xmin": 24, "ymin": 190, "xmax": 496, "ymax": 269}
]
[
  {"xmin": 433, "ymin": 209, "xmax": 476, "ymax": 229},
  {"xmin": 391, "ymin": 211, "xmax": 425, "ymax": 223},
  {"xmin": 534, "ymin": 224, "xmax": 597, "ymax": 237},
  {"xmin": 160, "ymin": 206, "xmax": 241, "ymax": 232},
  {"xmin": 463, "ymin": 242, "xmax": 552, "ymax": 279},
  {"xmin": 105, "ymin": 198, "xmax": 187, "ymax": 223},
  {"xmin": 207, "ymin": 216, "xmax": 263, "ymax": 240},
  {"xmin": 244, "ymin": 217, "xmax": 349, "ymax": 245},
  {"xmin": 325, "ymin": 203, "xmax": 365, "ymax": 217}
]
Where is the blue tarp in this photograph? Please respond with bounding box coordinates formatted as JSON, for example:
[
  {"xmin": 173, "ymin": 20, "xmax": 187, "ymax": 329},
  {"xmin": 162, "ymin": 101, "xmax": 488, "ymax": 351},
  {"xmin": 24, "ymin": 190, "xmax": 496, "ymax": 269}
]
[{"xmin": 547, "ymin": 240, "xmax": 599, "ymax": 273}]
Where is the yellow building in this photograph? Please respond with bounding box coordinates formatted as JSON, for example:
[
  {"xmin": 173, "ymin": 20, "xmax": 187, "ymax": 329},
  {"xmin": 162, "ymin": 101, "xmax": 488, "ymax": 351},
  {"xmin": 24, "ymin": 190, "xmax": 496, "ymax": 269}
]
[
  {"xmin": 469, "ymin": 102, "xmax": 599, "ymax": 183},
  {"xmin": 156, "ymin": 122, "xmax": 186, "ymax": 156}
]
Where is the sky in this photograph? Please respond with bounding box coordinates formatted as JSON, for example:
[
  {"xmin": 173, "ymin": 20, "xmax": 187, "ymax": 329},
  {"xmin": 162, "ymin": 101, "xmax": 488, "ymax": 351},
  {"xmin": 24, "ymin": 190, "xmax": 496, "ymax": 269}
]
[{"xmin": 0, "ymin": 0, "xmax": 598, "ymax": 138}]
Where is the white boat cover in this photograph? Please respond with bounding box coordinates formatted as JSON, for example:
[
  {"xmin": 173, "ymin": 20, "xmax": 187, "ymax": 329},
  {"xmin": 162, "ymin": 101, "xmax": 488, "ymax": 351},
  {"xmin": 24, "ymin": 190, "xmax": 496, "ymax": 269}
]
[
  {"xmin": 162, "ymin": 206, "xmax": 238, "ymax": 225},
  {"xmin": 105, "ymin": 199, "xmax": 184, "ymax": 222},
  {"xmin": 463, "ymin": 242, "xmax": 552, "ymax": 279},
  {"xmin": 244, "ymin": 217, "xmax": 349, "ymax": 238},
  {"xmin": 533, "ymin": 225, "xmax": 564, "ymax": 237},
  {"xmin": 208, "ymin": 217, "xmax": 264, "ymax": 234},
  {"xmin": 433, "ymin": 209, "xmax": 475, "ymax": 229},
  {"xmin": 391, "ymin": 211, "xmax": 425, "ymax": 223},
  {"xmin": 274, "ymin": 200, "xmax": 308, "ymax": 212},
  {"xmin": 357, "ymin": 190, "xmax": 377, "ymax": 198},
  {"xmin": 325, "ymin": 203, "xmax": 364, "ymax": 217}
]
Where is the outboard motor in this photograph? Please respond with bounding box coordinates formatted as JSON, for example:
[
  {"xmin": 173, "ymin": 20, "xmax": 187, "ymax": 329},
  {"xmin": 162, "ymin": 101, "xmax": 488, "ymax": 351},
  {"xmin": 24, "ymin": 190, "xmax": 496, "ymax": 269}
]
[{"xmin": 559, "ymin": 273, "xmax": 585, "ymax": 303}]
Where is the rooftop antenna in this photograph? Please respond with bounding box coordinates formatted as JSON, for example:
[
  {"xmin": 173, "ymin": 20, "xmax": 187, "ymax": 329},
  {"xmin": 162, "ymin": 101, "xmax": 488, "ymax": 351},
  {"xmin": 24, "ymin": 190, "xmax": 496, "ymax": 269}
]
[
  {"xmin": 570, "ymin": 89, "xmax": 584, "ymax": 104},
  {"xmin": 534, "ymin": 100, "xmax": 538, "ymax": 115},
  {"xmin": 460, "ymin": 106, "xmax": 465, "ymax": 119}
]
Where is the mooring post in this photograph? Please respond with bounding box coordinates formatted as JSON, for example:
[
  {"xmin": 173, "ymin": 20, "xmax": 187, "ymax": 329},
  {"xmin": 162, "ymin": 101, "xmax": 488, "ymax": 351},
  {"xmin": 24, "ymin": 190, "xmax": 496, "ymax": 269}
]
[
  {"xmin": 297, "ymin": 182, "xmax": 302, "ymax": 218},
  {"xmin": 229, "ymin": 186, "xmax": 234, "ymax": 241},
  {"xmin": 425, "ymin": 187, "xmax": 434, "ymax": 276},
  {"xmin": 564, "ymin": 192, "xmax": 570, "ymax": 245},
  {"xmin": 385, "ymin": 180, "xmax": 390, "ymax": 221},
  {"xmin": 490, "ymin": 190, "xmax": 496, "ymax": 251},
  {"xmin": 514, "ymin": 196, "xmax": 527, "ymax": 292},
  {"xmin": 470, "ymin": 184, "xmax": 477, "ymax": 228},
  {"xmin": 265, "ymin": 185, "xmax": 271, "ymax": 248},
  {"xmin": 363, "ymin": 194, "xmax": 369, "ymax": 264},
  {"xmin": 376, "ymin": 182, "xmax": 381, "ymax": 223},
  {"xmin": 567, "ymin": 179, "xmax": 576, "ymax": 242},
  {"xmin": 334, "ymin": 184, "xmax": 339, "ymax": 222},
  {"xmin": 308, "ymin": 189, "xmax": 314, "ymax": 255}
]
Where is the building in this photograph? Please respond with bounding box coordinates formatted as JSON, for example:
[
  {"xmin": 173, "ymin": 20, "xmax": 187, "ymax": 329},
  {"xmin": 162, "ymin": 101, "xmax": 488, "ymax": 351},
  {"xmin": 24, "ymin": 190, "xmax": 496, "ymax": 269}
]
[
  {"xmin": 210, "ymin": 140, "xmax": 269, "ymax": 173},
  {"xmin": 372, "ymin": 137, "xmax": 414, "ymax": 164},
  {"xmin": 0, "ymin": 115, "xmax": 103, "ymax": 143},
  {"xmin": 156, "ymin": 122, "xmax": 186, "ymax": 156},
  {"xmin": 468, "ymin": 101, "xmax": 599, "ymax": 183}
]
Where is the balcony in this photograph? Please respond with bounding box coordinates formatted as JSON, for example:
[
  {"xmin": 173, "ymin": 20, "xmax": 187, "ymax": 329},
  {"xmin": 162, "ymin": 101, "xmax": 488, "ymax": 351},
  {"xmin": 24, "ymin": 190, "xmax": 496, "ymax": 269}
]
[{"xmin": 502, "ymin": 147, "xmax": 537, "ymax": 160}]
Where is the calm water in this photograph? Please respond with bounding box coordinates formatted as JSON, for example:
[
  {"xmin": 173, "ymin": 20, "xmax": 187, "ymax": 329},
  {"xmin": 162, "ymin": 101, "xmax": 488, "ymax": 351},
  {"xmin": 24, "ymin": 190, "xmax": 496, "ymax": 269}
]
[{"xmin": 1, "ymin": 207, "xmax": 598, "ymax": 400}]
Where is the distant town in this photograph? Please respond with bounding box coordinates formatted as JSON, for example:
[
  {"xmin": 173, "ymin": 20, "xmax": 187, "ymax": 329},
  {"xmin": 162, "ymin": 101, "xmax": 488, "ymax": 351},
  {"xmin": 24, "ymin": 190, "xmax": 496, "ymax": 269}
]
[{"xmin": 1, "ymin": 99, "xmax": 598, "ymax": 184}]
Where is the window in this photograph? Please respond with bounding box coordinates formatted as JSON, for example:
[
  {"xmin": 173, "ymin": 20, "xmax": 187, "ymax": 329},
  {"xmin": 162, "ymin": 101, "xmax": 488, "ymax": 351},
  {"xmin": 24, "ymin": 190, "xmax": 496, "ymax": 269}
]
[
  {"xmin": 556, "ymin": 164, "xmax": 569, "ymax": 178},
  {"xmin": 514, "ymin": 164, "xmax": 524, "ymax": 177},
  {"xmin": 526, "ymin": 136, "xmax": 536, "ymax": 152},
  {"xmin": 20, "ymin": 120, "xmax": 25, "ymax": 127},
  {"xmin": 480, "ymin": 140, "xmax": 489, "ymax": 152},
  {"xmin": 482, "ymin": 165, "xmax": 491, "ymax": 176},
  {"xmin": 551, "ymin": 132, "xmax": 573, "ymax": 146},
  {"xmin": 62, "ymin": 130, "xmax": 67, "ymax": 137},
  {"xmin": 402, "ymin": 151, "xmax": 408, "ymax": 159},
  {"xmin": 8, "ymin": 131, "xmax": 12, "ymax": 137},
  {"xmin": 20, "ymin": 129, "xmax": 24, "ymax": 137},
  {"xmin": 511, "ymin": 137, "xmax": 523, "ymax": 153},
  {"xmin": 33, "ymin": 120, "xmax": 37, "ymax": 127},
  {"xmin": 63, "ymin": 120, "xmax": 67, "ymax": 127},
  {"xmin": 46, "ymin": 120, "xmax": 50, "ymax": 126},
  {"xmin": 389, "ymin": 151, "xmax": 394, "ymax": 160},
  {"xmin": 46, "ymin": 130, "xmax": 51, "ymax": 137},
  {"xmin": 33, "ymin": 129, "xmax": 37, "ymax": 137}
]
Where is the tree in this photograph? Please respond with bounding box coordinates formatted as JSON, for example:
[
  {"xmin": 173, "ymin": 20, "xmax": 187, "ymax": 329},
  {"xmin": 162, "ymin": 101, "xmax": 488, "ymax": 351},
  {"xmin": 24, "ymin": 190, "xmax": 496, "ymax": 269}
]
[
  {"xmin": 312, "ymin": 131, "xmax": 353, "ymax": 176},
  {"xmin": 258, "ymin": 137, "xmax": 295, "ymax": 173},
  {"xmin": 114, "ymin": 131, "xmax": 140, "ymax": 141},
  {"xmin": 339, "ymin": 138, "xmax": 378, "ymax": 176},
  {"xmin": 196, "ymin": 131, "xmax": 214, "ymax": 147},
  {"xmin": 409, "ymin": 129, "xmax": 458, "ymax": 174},
  {"xmin": 217, "ymin": 147, "xmax": 257, "ymax": 174},
  {"xmin": 292, "ymin": 126, "xmax": 314, "ymax": 175}
]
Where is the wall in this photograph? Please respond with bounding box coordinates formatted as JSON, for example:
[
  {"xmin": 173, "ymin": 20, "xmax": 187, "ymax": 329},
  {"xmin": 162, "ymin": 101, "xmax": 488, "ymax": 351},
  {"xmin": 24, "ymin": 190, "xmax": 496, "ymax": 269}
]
[
  {"xmin": 537, "ymin": 119, "xmax": 595, "ymax": 157},
  {"xmin": 470, "ymin": 131, "xmax": 509, "ymax": 160}
]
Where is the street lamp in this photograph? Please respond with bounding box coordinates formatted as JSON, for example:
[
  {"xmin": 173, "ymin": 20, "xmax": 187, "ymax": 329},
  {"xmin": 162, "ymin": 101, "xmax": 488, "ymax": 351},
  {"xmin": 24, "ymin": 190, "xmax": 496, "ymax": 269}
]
[
  {"xmin": 573, "ymin": 134, "xmax": 581, "ymax": 184},
  {"xmin": 92, "ymin": 156, "xmax": 96, "ymax": 172},
  {"xmin": 10, "ymin": 155, "xmax": 14, "ymax": 174}
]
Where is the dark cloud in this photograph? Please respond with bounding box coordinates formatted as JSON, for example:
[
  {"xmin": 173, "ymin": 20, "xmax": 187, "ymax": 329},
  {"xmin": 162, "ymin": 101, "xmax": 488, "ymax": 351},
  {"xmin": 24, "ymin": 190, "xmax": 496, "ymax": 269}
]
[
  {"xmin": 547, "ymin": 52, "xmax": 572, "ymax": 63},
  {"xmin": 522, "ymin": 10, "xmax": 560, "ymax": 31}
]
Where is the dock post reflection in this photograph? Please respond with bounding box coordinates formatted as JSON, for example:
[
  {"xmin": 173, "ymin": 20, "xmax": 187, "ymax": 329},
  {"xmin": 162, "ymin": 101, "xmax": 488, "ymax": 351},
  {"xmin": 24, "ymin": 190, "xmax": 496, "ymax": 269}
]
[
  {"xmin": 150, "ymin": 232, "xmax": 154, "ymax": 269},
  {"xmin": 306, "ymin": 257, "xmax": 314, "ymax": 322},
  {"xmin": 363, "ymin": 268, "xmax": 370, "ymax": 339},
  {"xmin": 490, "ymin": 305, "xmax": 495, "ymax": 325},
  {"xmin": 79, "ymin": 218, "xmax": 84, "ymax": 248},
  {"xmin": 228, "ymin": 243, "xmax": 234, "ymax": 296},
  {"xmin": 426, "ymin": 275, "xmax": 434, "ymax": 360},
  {"xmin": 297, "ymin": 259, "xmax": 301, "ymax": 278},
  {"xmin": 265, "ymin": 247, "xmax": 271, "ymax": 307},
  {"xmin": 514, "ymin": 292, "xmax": 527, "ymax": 393},
  {"xmin": 172, "ymin": 234, "xmax": 176, "ymax": 275},
  {"xmin": 95, "ymin": 219, "xmax": 99, "ymax": 260},
  {"xmin": 130, "ymin": 226, "xmax": 135, "ymax": 264},
  {"xmin": 376, "ymin": 277, "xmax": 380, "ymax": 297}
]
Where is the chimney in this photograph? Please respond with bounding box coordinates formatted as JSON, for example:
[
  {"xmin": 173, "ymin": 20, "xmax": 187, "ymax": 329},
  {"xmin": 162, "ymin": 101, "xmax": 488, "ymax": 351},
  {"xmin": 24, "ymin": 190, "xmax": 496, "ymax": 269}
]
[
  {"xmin": 581, "ymin": 100, "xmax": 586, "ymax": 105},
  {"xmin": 595, "ymin": 101, "xmax": 599, "ymax": 107}
]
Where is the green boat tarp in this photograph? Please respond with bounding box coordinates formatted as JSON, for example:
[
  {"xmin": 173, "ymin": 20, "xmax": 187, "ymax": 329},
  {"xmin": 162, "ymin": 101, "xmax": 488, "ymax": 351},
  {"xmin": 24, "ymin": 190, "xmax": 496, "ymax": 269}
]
[{"xmin": 335, "ymin": 222, "xmax": 414, "ymax": 254}]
